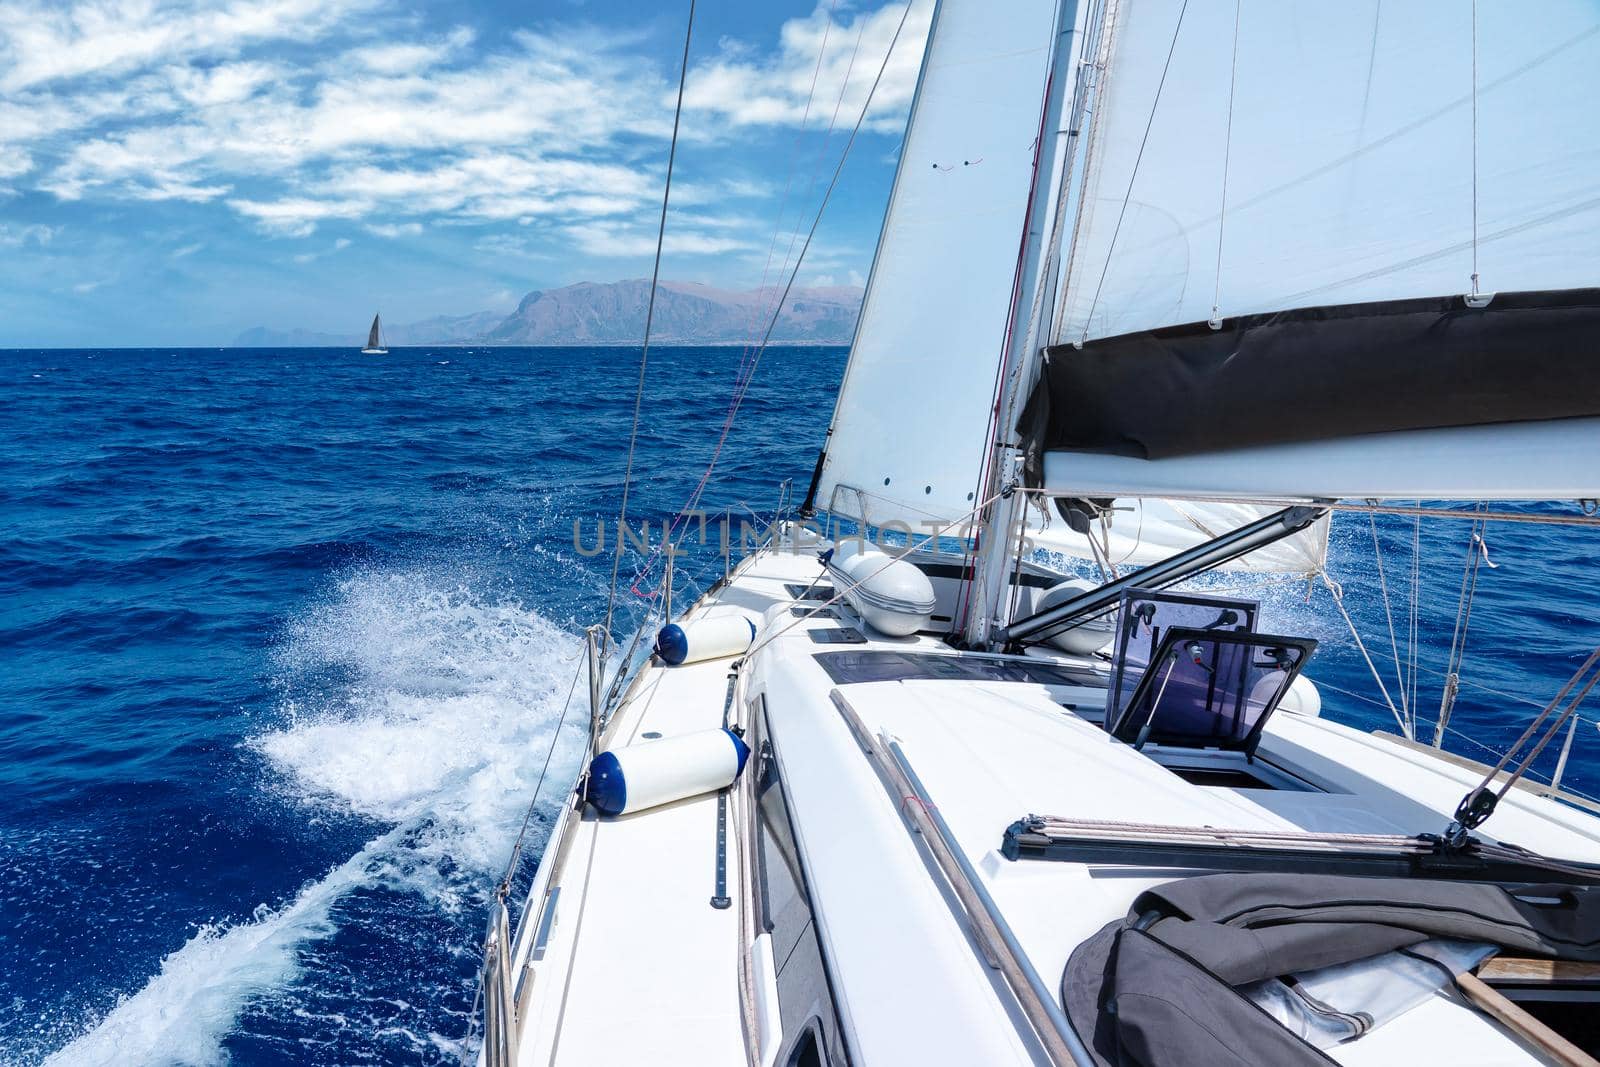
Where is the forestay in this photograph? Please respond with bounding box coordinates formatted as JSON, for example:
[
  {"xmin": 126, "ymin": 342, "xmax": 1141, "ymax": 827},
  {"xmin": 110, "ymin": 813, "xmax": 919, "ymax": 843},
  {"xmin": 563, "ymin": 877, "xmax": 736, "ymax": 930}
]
[{"xmin": 1028, "ymin": 0, "xmax": 1600, "ymax": 501}]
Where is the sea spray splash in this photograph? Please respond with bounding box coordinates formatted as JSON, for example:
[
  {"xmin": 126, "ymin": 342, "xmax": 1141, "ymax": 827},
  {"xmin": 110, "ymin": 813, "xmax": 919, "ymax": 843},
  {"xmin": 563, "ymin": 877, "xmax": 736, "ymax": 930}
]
[
  {"xmin": 45, "ymin": 570, "xmax": 591, "ymax": 1065},
  {"xmin": 260, "ymin": 571, "xmax": 590, "ymax": 879},
  {"xmin": 41, "ymin": 829, "xmax": 404, "ymax": 1067}
]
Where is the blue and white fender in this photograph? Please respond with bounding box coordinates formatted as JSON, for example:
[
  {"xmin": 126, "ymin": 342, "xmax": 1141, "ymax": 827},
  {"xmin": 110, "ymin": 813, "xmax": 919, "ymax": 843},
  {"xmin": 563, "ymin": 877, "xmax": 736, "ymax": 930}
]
[{"xmin": 585, "ymin": 728, "xmax": 751, "ymax": 816}]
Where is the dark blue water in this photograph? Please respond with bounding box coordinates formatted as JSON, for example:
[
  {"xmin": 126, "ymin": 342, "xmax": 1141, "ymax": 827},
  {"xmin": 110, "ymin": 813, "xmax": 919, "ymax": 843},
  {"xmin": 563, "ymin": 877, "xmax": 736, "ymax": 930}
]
[{"xmin": 3, "ymin": 346, "xmax": 1598, "ymax": 1065}]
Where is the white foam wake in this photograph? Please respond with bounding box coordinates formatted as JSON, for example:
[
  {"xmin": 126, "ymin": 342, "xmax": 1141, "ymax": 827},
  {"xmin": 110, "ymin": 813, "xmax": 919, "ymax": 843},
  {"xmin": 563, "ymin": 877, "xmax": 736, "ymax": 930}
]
[
  {"xmin": 47, "ymin": 570, "xmax": 589, "ymax": 1065},
  {"xmin": 43, "ymin": 828, "xmax": 403, "ymax": 1067}
]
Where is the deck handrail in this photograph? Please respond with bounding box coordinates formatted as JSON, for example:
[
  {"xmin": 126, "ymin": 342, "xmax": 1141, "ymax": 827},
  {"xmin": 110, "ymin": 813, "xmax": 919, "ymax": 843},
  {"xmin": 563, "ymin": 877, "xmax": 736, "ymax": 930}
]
[
  {"xmin": 830, "ymin": 689, "xmax": 1096, "ymax": 1067},
  {"xmin": 481, "ymin": 897, "xmax": 518, "ymax": 1067}
]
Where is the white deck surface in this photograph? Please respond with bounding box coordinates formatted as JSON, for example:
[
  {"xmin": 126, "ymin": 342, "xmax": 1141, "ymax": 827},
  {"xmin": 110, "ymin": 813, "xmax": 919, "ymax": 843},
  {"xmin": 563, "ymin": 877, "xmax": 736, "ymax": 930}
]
[
  {"xmin": 513, "ymin": 550, "xmax": 818, "ymax": 1067},
  {"xmin": 509, "ymin": 543, "xmax": 1599, "ymax": 1065}
]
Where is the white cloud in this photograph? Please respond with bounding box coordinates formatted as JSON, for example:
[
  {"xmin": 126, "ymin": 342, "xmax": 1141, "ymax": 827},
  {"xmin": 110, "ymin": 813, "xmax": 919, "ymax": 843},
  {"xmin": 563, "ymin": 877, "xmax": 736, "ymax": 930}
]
[
  {"xmin": 474, "ymin": 233, "xmax": 533, "ymax": 257},
  {"xmin": 0, "ymin": 221, "xmax": 54, "ymax": 245},
  {"xmin": 346, "ymin": 27, "xmax": 474, "ymax": 75},
  {"xmin": 848, "ymin": 268, "xmax": 866, "ymax": 287},
  {"xmin": 165, "ymin": 59, "xmax": 283, "ymax": 107},
  {"xmin": 230, "ymin": 195, "xmax": 369, "ymax": 237},
  {"xmin": 0, "ymin": 0, "xmax": 913, "ymax": 279},
  {"xmin": 683, "ymin": 0, "xmax": 932, "ymax": 132},
  {"xmin": 290, "ymin": 236, "xmax": 351, "ymax": 263},
  {"xmin": 564, "ymin": 219, "xmax": 754, "ymax": 258},
  {"xmin": 170, "ymin": 241, "xmax": 204, "ymax": 257},
  {"xmin": 365, "ymin": 221, "xmax": 423, "ymax": 238},
  {"xmin": 0, "ymin": 0, "xmax": 376, "ymax": 92},
  {"xmin": 11, "ymin": 21, "xmax": 677, "ymax": 234},
  {"xmin": 41, "ymin": 124, "xmax": 233, "ymax": 201},
  {"xmin": 0, "ymin": 149, "xmax": 32, "ymax": 179}
]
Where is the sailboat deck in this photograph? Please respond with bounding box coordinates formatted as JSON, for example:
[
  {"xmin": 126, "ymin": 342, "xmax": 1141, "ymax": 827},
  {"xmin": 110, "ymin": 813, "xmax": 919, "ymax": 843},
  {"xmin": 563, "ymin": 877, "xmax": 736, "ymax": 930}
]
[
  {"xmin": 510, "ymin": 550, "xmax": 822, "ymax": 1067},
  {"xmin": 508, "ymin": 545, "xmax": 1600, "ymax": 1065}
]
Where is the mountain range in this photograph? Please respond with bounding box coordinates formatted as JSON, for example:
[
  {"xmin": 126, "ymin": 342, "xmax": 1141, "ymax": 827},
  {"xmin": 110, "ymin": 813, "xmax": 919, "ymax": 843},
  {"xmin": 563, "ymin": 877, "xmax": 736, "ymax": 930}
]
[{"xmin": 234, "ymin": 280, "xmax": 863, "ymax": 347}]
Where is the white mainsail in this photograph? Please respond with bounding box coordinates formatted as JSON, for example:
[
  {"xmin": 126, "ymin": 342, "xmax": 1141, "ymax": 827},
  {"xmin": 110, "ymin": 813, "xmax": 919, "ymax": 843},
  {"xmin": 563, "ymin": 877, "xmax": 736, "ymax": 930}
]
[{"xmin": 1035, "ymin": 0, "xmax": 1600, "ymax": 502}]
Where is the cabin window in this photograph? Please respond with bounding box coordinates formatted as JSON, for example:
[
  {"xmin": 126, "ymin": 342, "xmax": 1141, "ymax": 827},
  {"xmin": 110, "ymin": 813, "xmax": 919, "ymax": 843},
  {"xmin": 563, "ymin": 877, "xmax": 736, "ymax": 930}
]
[
  {"xmin": 784, "ymin": 1021, "xmax": 827, "ymax": 1067},
  {"xmin": 750, "ymin": 699, "xmax": 855, "ymax": 1066}
]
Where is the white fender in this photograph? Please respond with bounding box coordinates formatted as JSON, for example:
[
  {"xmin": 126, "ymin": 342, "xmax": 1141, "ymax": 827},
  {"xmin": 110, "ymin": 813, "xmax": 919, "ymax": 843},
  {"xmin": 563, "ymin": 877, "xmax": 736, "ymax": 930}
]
[
  {"xmin": 586, "ymin": 728, "xmax": 751, "ymax": 816},
  {"xmin": 656, "ymin": 615, "xmax": 756, "ymax": 666},
  {"xmin": 1034, "ymin": 579, "xmax": 1116, "ymax": 655}
]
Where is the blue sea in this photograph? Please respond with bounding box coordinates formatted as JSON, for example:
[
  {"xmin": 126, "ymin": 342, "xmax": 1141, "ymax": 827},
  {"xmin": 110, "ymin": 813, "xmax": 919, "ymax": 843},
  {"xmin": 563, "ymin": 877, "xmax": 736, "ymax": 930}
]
[{"xmin": 3, "ymin": 345, "xmax": 1599, "ymax": 1065}]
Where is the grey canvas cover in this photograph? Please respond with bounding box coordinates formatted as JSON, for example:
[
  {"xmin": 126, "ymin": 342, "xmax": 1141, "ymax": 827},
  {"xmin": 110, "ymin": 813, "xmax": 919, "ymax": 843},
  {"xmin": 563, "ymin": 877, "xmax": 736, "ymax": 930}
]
[{"xmin": 1062, "ymin": 873, "xmax": 1600, "ymax": 1066}]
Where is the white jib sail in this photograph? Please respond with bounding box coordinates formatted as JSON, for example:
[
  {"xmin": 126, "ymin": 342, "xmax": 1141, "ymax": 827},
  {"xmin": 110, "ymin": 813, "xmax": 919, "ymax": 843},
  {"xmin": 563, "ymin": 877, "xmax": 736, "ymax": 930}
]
[{"xmin": 811, "ymin": 0, "xmax": 1070, "ymax": 531}]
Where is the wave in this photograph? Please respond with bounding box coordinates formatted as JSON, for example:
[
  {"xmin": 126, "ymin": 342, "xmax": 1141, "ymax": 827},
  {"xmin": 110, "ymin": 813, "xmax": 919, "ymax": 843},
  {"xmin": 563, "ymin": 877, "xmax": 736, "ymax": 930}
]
[{"xmin": 45, "ymin": 570, "xmax": 589, "ymax": 1065}]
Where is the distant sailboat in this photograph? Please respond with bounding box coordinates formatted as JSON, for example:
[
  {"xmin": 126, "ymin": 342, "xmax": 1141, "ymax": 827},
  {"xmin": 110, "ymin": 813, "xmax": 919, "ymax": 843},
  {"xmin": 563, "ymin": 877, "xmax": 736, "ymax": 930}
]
[{"xmin": 361, "ymin": 313, "xmax": 387, "ymax": 355}]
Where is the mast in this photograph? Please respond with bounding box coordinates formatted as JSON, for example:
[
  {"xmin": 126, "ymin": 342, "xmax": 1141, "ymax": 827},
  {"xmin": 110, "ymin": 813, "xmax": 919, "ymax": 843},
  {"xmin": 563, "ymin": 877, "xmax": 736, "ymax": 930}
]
[{"xmin": 962, "ymin": 0, "xmax": 1091, "ymax": 649}]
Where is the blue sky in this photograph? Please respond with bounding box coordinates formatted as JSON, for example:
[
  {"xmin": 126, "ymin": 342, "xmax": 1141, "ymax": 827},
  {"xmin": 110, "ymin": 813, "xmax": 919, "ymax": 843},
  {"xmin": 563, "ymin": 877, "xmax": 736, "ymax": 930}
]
[{"xmin": 0, "ymin": 0, "xmax": 932, "ymax": 346}]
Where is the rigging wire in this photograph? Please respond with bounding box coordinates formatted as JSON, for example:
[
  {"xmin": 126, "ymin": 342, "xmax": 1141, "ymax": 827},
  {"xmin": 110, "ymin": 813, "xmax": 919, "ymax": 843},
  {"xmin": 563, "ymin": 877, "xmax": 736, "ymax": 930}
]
[
  {"xmin": 604, "ymin": 0, "xmax": 696, "ymax": 637},
  {"xmin": 766, "ymin": 7, "xmax": 864, "ymax": 335},
  {"xmin": 493, "ymin": 649, "xmax": 589, "ymax": 895},
  {"xmin": 1469, "ymin": 0, "xmax": 1481, "ymax": 298},
  {"xmin": 628, "ymin": 0, "xmax": 919, "ymax": 597},
  {"xmin": 1318, "ymin": 674, "xmax": 1600, "ymax": 805},
  {"xmin": 463, "ymin": 645, "xmax": 589, "ymax": 1062},
  {"xmin": 1367, "ymin": 510, "xmax": 1412, "ymax": 735},
  {"xmin": 1321, "ymin": 573, "xmax": 1412, "ymax": 738},
  {"xmin": 1433, "ymin": 503, "xmax": 1489, "ymax": 746},
  {"xmin": 1209, "ymin": 0, "xmax": 1241, "ymax": 327},
  {"xmin": 1024, "ymin": 494, "xmax": 1600, "ymax": 529},
  {"xmin": 1408, "ymin": 511, "xmax": 1421, "ymax": 727},
  {"xmin": 1449, "ymin": 646, "xmax": 1600, "ymax": 841},
  {"xmin": 745, "ymin": 484, "xmax": 1008, "ymax": 660},
  {"xmin": 682, "ymin": 4, "xmax": 862, "ymax": 574}
]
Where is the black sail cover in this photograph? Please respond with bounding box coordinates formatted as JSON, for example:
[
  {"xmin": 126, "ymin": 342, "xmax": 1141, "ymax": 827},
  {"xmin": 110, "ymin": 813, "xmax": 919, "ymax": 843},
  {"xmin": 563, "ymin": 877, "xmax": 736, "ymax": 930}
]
[
  {"xmin": 1063, "ymin": 873, "xmax": 1600, "ymax": 1067},
  {"xmin": 1019, "ymin": 289, "xmax": 1600, "ymax": 478}
]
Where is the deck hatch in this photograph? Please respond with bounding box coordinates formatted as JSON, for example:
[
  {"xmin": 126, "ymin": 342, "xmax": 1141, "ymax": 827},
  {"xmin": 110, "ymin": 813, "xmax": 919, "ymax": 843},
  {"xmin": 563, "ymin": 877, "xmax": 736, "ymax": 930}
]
[
  {"xmin": 1109, "ymin": 627, "xmax": 1318, "ymax": 756},
  {"xmin": 811, "ymin": 649, "xmax": 1103, "ymax": 687}
]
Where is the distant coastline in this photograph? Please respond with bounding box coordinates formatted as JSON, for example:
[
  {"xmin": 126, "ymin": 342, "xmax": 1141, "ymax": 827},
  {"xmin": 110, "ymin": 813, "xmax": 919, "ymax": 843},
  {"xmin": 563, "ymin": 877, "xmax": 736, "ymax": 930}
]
[{"xmin": 234, "ymin": 279, "xmax": 863, "ymax": 348}]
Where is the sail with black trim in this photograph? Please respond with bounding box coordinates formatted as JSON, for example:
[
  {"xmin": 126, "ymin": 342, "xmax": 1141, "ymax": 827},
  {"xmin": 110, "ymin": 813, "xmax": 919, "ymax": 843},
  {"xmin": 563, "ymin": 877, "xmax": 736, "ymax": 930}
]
[{"xmin": 1025, "ymin": 0, "xmax": 1600, "ymax": 502}]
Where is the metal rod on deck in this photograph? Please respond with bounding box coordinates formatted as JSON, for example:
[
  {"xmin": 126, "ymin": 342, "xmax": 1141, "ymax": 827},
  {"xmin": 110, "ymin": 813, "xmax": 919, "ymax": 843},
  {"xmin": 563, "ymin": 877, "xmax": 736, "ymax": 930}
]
[
  {"xmin": 585, "ymin": 625, "xmax": 605, "ymax": 763},
  {"xmin": 662, "ymin": 550, "xmax": 675, "ymax": 627},
  {"xmin": 481, "ymin": 897, "xmax": 518, "ymax": 1067},
  {"xmin": 1553, "ymin": 712, "xmax": 1582, "ymax": 792},
  {"xmin": 831, "ymin": 689, "xmax": 1094, "ymax": 1067},
  {"xmin": 996, "ymin": 504, "xmax": 1327, "ymax": 646}
]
